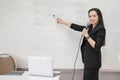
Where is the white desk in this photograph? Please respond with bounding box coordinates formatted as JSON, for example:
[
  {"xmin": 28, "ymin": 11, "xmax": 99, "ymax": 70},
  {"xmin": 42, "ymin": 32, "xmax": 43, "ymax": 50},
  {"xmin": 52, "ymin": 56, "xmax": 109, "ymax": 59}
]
[
  {"xmin": 0, "ymin": 76, "xmax": 27, "ymax": 80},
  {"xmin": 0, "ymin": 75, "xmax": 60, "ymax": 80},
  {"xmin": 0, "ymin": 71, "xmax": 60, "ymax": 80}
]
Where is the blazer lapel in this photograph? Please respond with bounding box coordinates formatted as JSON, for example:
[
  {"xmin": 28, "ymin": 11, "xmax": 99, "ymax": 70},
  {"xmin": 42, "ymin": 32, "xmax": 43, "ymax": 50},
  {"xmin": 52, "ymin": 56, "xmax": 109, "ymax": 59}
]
[{"xmin": 89, "ymin": 24, "xmax": 101, "ymax": 35}]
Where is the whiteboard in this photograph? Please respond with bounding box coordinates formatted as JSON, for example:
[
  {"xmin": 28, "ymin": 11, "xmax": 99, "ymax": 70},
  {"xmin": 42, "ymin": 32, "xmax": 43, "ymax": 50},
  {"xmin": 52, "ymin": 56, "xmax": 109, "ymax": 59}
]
[{"xmin": 0, "ymin": 0, "xmax": 120, "ymax": 69}]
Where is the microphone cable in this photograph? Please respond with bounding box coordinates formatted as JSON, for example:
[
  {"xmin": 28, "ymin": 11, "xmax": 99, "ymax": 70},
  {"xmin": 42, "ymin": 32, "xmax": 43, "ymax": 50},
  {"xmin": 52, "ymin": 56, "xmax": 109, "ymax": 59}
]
[
  {"xmin": 71, "ymin": 23, "xmax": 90, "ymax": 80},
  {"xmin": 72, "ymin": 35, "xmax": 83, "ymax": 80}
]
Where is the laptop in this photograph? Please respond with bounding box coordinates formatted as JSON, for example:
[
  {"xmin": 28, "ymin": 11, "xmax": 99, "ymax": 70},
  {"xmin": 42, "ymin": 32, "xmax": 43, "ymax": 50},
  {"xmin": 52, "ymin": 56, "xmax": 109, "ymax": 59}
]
[{"xmin": 28, "ymin": 56, "xmax": 60, "ymax": 77}]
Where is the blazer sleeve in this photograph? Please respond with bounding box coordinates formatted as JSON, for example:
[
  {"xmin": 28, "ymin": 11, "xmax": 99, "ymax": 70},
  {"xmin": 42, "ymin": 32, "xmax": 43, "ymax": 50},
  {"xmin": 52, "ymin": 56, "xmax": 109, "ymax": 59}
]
[
  {"xmin": 93, "ymin": 28, "xmax": 106, "ymax": 52},
  {"xmin": 70, "ymin": 23, "xmax": 86, "ymax": 32}
]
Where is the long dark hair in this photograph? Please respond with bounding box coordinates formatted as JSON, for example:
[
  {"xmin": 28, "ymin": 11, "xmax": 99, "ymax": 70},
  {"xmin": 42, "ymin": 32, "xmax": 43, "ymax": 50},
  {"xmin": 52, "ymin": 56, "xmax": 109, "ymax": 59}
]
[{"xmin": 88, "ymin": 8, "xmax": 105, "ymax": 46}]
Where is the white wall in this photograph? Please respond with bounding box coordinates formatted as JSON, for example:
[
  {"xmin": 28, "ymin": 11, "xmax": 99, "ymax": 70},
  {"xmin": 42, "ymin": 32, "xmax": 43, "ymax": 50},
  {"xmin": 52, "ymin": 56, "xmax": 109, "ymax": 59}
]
[{"xmin": 0, "ymin": 0, "xmax": 120, "ymax": 69}]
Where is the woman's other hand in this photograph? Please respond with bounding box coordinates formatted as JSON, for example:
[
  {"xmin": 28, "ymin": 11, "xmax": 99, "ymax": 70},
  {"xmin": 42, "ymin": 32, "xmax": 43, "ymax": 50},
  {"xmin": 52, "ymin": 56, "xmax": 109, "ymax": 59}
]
[{"xmin": 82, "ymin": 28, "xmax": 89, "ymax": 37}]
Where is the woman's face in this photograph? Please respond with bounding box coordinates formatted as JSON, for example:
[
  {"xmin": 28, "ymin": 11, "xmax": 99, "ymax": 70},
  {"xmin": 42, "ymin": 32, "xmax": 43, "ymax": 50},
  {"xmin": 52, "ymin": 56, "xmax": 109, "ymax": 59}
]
[{"xmin": 89, "ymin": 10, "xmax": 99, "ymax": 26}]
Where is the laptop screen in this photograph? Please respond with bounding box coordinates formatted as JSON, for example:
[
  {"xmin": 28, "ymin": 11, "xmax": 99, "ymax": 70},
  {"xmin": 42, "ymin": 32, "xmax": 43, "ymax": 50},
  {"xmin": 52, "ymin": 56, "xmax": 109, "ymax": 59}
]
[{"xmin": 28, "ymin": 56, "xmax": 53, "ymax": 77}]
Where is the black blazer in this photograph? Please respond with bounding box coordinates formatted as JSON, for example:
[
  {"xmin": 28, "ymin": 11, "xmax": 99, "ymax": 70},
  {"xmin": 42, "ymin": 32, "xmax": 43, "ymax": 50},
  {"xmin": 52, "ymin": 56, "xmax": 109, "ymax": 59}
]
[{"xmin": 70, "ymin": 23, "xmax": 106, "ymax": 69}]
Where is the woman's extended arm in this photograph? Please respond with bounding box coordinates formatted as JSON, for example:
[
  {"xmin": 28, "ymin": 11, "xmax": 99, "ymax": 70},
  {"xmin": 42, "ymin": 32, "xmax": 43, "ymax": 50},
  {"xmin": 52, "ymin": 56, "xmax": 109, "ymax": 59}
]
[
  {"xmin": 56, "ymin": 18, "xmax": 71, "ymax": 27},
  {"xmin": 56, "ymin": 18, "xmax": 85, "ymax": 31}
]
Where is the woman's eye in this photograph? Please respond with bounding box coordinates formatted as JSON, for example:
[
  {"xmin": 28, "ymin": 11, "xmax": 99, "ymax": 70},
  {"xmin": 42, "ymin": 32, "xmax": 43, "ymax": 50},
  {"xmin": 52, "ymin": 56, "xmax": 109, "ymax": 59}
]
[
  {"xmin": 93, "ymin": 15, "xmax": 97, "ymax": 17},
  {"xmin": 89, "ymin": 15, "xmax": 91, "ymax": 17}
]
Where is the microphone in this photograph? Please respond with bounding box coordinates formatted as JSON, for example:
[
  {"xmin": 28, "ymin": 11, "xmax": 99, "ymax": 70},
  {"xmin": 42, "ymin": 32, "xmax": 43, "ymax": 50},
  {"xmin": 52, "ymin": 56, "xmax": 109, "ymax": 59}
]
[{"xmin": 86, "ymin": 22, "xmax": 91, "ymax": 29}]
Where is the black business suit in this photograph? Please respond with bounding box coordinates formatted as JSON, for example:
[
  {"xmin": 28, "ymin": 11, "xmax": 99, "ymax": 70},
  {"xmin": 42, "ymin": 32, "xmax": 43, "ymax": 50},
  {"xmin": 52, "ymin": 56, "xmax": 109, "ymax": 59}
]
[{"xmin": 70, "ymin": 23, "xmax": 106, "ymax": 80}]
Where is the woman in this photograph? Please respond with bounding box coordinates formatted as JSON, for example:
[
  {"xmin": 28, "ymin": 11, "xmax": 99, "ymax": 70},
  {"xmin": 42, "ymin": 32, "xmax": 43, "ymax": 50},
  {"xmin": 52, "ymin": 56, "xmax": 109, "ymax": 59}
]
[{"xmin": 56, "ymin": 8, "xmax": 106, "ymax": 80}]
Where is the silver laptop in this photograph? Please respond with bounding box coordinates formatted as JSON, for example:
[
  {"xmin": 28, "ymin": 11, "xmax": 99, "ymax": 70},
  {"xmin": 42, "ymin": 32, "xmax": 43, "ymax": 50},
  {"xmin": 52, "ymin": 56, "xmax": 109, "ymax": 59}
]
[{"xmin": 28, "ymin": 56, "xmax": 60, "ymax": 77}]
